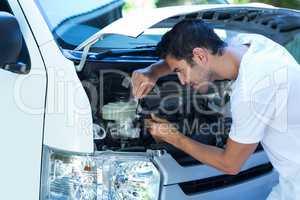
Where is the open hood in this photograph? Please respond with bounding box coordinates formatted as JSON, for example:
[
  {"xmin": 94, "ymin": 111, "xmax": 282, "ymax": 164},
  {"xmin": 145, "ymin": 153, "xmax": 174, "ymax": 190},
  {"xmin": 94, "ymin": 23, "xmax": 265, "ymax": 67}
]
[{"xmin": 75, "ymin": 3, "xmax": 274, "ymax": 51}]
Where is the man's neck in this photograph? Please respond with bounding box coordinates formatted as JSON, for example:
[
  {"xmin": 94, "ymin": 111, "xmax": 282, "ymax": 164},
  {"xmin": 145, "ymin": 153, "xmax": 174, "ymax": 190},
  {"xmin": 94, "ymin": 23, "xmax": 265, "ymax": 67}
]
[{"xmin": 210, "ymin": 44, "xmax": 249, "ymax": 81}]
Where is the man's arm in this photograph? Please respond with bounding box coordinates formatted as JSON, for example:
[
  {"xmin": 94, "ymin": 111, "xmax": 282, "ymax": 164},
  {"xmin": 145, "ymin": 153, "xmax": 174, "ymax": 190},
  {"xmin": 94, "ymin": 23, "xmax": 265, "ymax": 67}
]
[
  {"xmin": 168, "ymin": 133, "xmax": 258, "ymax": 175},
  {"xmin": 147, "ymin": 115, "xmax": 258, "ymax": 175},
  {"xmin": 148, "ymin": 60, "xmax": 173, "ymax": 79}
]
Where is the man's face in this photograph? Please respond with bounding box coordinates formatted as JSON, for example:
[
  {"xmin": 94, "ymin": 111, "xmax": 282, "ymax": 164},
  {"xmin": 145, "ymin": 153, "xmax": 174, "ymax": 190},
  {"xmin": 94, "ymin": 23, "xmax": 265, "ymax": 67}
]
[{"xmin": 165, "ymin": 55, "xmax": 212, "ymax": 93}]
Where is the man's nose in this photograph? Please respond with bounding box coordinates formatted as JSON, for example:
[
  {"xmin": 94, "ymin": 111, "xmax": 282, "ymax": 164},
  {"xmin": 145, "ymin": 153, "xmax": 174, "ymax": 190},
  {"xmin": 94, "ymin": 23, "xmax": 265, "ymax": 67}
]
[
  {"xmin": 177, "ymin": 73, "xmax": 188, "ymax": 86},
  {"xmin": 177, "ymin": 73, "xmax": 185, "ymax": 85}
]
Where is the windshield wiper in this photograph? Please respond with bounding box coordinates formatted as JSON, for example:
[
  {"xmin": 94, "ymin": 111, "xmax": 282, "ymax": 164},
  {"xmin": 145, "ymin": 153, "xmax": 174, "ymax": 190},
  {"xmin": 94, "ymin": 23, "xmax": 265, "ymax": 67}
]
[
  {"xmin": 133, "ymin": 45, "xmax": 157, "ymax": 49},
  {"xmin": 92, "ymin": 48, "xmax": 158, "ymax": 59}
]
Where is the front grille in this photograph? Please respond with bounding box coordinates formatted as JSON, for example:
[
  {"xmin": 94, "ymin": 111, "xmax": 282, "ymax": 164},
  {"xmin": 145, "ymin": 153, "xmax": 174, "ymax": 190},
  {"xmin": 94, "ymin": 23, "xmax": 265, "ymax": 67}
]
[{"xmin": 179, "ymin": 163, "xmax": 273, "ymax": 195}]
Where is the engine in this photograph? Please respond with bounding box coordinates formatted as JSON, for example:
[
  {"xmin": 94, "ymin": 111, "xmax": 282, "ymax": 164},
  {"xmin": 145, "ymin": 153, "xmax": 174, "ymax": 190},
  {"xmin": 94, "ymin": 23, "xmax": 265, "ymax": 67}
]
[{"xmin": 82, "ymin": 71, "xmax": 233, "ymax": 152}]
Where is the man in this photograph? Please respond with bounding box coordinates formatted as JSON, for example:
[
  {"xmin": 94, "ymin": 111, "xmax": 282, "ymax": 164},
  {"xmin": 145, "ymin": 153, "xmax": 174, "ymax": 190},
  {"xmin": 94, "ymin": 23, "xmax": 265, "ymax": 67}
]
[{"xmin": 132, "ymin": 19, "xmax": 300, "ymax": 199}]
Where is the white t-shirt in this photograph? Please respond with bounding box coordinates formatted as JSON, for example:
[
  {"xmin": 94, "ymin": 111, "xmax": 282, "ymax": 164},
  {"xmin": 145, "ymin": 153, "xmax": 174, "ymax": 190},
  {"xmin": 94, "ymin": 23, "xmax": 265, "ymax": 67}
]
[{"xmin": 229, "ymin": 34, "xmax": 300, "ymax": 182}]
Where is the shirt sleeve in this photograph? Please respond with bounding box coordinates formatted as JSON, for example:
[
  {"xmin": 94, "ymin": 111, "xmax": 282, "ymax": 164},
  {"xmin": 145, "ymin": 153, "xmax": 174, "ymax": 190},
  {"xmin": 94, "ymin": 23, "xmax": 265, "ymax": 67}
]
[{"xmin": 229, "ymin": 86, "xmax": 277, "ymax": 144}]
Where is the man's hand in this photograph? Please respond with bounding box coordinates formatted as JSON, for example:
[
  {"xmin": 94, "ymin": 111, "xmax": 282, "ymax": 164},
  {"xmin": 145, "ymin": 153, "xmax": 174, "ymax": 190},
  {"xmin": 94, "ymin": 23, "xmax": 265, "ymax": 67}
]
[
  {"xmin": 132, "ymin": 68, "xmax": 157, "ymax": 99},
  {"xmin": 145, "ymin": 114, "xmax": 180, "ymax": 143},
  {"xmin": 132, "ymin": 61, "xmax": 173, "ymax": 99},
  {"xmin": 145, "ymin": 115, "xmax": 258, "ymax": 175}
]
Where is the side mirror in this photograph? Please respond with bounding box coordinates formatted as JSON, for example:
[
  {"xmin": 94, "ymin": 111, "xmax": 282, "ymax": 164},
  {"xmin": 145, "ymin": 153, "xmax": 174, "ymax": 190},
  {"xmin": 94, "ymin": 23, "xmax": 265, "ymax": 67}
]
[{"xmin": 0, "ymin": 12, "xmax": 27, "ymax": 74}]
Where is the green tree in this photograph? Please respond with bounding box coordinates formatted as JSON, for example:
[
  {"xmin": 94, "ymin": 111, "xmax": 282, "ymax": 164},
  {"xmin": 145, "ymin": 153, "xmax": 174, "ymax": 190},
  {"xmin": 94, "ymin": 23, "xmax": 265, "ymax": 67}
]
[
  {"xmin": 233, "ymin": 0, "xmax": 300, "ymax": 9},
  {"xmin": 155, "ymin": 0, "xmax": 187, "ymax": 7},
  {"xmin": 155, "ymin": 0, "xmax": 227, "ymax": 7}
]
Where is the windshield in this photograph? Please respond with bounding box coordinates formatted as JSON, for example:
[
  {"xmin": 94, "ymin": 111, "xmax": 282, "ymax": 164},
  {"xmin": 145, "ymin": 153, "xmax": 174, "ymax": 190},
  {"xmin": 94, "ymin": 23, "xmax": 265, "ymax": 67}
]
[{"xmin": 36, "ymin": 0, "xmax": 228, "ymax": 50}]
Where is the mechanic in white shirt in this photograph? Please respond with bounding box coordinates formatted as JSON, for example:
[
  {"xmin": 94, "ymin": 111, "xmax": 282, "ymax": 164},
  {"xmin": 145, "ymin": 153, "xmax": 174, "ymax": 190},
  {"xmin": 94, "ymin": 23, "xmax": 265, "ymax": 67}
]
[{"xmin": 132, "ymin": 19, "xmax": 300, "ymax": 200}]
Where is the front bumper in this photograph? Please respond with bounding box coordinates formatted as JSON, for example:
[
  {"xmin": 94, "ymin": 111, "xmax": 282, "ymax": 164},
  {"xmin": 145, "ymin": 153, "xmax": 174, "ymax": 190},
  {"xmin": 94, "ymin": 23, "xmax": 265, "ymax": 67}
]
[
  {"xmin": 153, "ymin": 151, "xmax": 278, "ymax": 200},
  {"xmin": 161, "ymin": 170, "xmax": 277, "ymax": 200}
]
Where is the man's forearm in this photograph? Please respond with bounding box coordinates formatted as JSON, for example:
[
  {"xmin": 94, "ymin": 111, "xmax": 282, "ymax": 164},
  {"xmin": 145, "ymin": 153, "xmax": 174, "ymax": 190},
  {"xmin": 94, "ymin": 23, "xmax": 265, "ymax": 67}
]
[
  {"xmin": 148, "ymin": 60, "xmax": 173, "ymax": 79},
  {"xmin": 165, "ymin": 132, "xmax": 241, "ymax": 175}
]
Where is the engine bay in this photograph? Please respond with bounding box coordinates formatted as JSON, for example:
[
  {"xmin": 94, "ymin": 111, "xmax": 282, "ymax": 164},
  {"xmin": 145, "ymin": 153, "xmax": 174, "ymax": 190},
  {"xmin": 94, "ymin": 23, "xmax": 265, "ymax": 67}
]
[{"xmin": 79, "ymin": 65, "xmax": 233, "ymax": 157}]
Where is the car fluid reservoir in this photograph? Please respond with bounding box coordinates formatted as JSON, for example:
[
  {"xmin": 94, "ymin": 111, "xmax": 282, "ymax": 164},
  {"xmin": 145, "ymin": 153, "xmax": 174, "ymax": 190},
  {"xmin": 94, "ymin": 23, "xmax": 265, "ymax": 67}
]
[
  {"xmin": 102, "ymin": 101, "xmax": 137, "ymax": 121},
  {"xmin": 101, "ymin": 101, "xmax": 140, "ymax": 139}
]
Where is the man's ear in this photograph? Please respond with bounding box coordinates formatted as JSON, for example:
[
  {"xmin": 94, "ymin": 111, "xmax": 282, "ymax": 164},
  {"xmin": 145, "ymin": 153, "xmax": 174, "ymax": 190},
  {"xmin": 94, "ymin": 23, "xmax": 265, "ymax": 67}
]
[{"xmin": 192, "ymin": 47, "xmax": 208, "ymax": 64}]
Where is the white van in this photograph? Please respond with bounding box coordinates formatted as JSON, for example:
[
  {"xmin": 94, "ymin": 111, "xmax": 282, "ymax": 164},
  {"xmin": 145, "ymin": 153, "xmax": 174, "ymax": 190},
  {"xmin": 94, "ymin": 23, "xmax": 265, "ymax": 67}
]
[{"xmin": 2, "ymin": 1, "xmax": 300, "ymax": 200}]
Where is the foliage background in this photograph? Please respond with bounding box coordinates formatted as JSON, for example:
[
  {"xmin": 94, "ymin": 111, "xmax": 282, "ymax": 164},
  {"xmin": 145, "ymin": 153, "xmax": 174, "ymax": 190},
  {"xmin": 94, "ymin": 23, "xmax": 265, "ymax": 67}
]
[
  {"xmin": 124, "ymin": 0, "xmax": 300, "ymax": 12},
  {"xmin": 232, "ymin": 0, "xmax": 300, "ymax": 9}
]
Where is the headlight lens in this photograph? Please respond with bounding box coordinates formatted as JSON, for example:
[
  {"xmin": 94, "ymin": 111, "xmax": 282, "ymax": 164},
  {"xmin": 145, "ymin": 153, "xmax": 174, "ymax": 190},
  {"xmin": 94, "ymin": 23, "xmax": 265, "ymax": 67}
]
[{"xmin": 41, "ymin": 146, "xmax": 161, "ymax": 200}]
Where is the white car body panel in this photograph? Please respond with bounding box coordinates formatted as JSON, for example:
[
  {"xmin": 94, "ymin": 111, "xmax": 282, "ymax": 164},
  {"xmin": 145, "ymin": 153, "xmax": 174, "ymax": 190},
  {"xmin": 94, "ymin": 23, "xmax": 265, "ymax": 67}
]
[
  {"xmin": 18, "ymin": 0, "xmax": 94, "ymax": 153},
  {"xmin": 40, "ymin": 40, "xmax": 93, "ymax": 153}
]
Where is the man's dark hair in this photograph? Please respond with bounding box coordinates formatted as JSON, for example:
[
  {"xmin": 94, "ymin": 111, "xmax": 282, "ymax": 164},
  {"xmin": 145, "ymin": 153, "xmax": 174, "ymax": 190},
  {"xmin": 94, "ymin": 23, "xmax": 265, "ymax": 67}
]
[{"xmin": 156, "ymin": 19, "xmax": 227, "ymax": 63}]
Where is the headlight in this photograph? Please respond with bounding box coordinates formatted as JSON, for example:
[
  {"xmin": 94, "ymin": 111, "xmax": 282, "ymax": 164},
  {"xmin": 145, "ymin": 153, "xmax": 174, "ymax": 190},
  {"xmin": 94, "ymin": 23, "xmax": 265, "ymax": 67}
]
[{"xmin": 41, "ymin": 146, "xmax": 161, "ymax": 200}]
